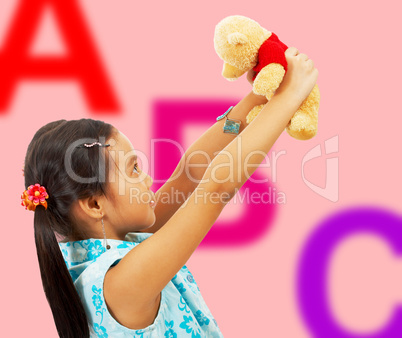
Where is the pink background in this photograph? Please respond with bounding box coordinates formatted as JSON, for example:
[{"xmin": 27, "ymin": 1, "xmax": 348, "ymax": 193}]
[{"xmin": 1, "ymin": 0, "xmax": 401, "ymax": 336}]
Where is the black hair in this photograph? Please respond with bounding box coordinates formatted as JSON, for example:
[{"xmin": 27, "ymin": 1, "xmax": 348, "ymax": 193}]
[{"xmin": 23, "ymin": 118, "xmax": 117, "ymax": 337}]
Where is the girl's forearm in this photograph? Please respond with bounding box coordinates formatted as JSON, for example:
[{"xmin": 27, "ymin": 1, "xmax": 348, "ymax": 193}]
[
  {"xmin": 203, "ymin": 91, "xmax": 302, "ymax": 194},
  {"xmin": 182, "ymin": 91, "xmax": 268, "ymax": 188}
]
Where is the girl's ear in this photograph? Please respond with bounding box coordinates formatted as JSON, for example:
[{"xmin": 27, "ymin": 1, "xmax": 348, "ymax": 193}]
[{"xmin": 77, "ymin": 196, "xmax": 104, "ymax": 220}]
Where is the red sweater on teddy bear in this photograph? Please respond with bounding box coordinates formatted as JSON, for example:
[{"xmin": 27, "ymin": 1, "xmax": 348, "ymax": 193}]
[{"xmin": 252, "ymin": 32, "xmax": 289, "ymax": 81}]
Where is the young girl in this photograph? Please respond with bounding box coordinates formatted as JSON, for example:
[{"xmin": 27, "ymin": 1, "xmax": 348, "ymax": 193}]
[{"xmin": 21, "ymin": 47, "xmax": 318, "ymax": 337}]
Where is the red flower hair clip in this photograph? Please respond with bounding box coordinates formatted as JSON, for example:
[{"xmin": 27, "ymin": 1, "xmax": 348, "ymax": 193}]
[{"xmin": 21, "ymin": 183, "xmax": 49, "ymax": 211}]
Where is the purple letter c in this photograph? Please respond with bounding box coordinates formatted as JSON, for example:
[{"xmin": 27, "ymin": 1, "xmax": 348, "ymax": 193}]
[{"xmin": 297, "ymin": 207, "xmax": 402, "ymax": 337}]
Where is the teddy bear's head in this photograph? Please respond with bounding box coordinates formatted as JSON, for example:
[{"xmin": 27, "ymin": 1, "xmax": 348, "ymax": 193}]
[{"xmin": 214, "ymin": 15, "xmax": 271, "ymax": 80}]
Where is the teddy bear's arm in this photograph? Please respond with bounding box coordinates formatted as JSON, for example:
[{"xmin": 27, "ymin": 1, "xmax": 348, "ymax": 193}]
[{"xmin": 253, "ymin": 63, "xmax": 286, "ymax": 100}]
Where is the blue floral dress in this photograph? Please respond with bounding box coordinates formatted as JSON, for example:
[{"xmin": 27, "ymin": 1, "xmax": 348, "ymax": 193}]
[{"xmin": 58, "ymin": 232, "xmax": 224, "ymax": 338}]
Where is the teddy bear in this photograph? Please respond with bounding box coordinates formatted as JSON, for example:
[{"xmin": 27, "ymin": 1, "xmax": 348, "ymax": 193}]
[{"xmin": 214, "ymin": 15, "xmax": 320, "ymax": 140}]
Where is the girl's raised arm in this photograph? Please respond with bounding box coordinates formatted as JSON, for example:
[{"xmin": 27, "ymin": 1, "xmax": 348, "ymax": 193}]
[{"xmin": 103, "ymin": 47, "xmax": 318, "ymax": 326}]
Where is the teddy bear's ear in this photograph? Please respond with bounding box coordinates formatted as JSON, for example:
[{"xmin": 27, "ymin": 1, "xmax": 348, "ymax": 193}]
[{"xmin": 227, "ymin": 32, "xmax": 248, "ymax": 45}]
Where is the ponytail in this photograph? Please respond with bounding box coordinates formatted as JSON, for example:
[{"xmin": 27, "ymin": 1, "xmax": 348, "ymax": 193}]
[
  {"xmin": 34, "ymin": 205, "xmax": 89, "ymax": 337},
  {"xmin": 24, "ymin": 118, "xmax": 116, "ymax": 336}
]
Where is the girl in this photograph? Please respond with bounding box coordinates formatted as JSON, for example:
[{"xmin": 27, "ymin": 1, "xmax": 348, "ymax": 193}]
[{"xmin": 21, "ymin": 46, "xmax": 318, "ymax": 337}]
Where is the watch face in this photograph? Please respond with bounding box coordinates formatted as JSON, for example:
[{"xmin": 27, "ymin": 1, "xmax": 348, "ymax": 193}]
[{"xmin": 223, "ymin": 118, "xmax": 241, "ymax": 134}]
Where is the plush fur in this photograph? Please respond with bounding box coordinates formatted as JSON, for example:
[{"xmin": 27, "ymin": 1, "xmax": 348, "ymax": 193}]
[{"xmin": 214, "ymin": 15, "xmax": 320, "ymax": 140}]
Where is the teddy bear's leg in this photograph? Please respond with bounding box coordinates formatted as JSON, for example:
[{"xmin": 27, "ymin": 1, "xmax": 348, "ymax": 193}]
[
  {"xmin": 246, "ymin": 104, "xmax": 266, "ymax": 124},
  {"xmin": 246, "ymin": 64, "xmax": 285, "ymax": 124},
  {"xmin": 253, "ymin": 63, "xmax": 286, "ymax": 100},
  {"xmin": 286, "ymin": 84, "xmax": 320, "ymax": 140}
]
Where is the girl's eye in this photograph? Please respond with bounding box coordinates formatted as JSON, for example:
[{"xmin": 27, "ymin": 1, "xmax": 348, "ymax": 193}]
[{"xmin": 133, "ymin": 163, "xmax": 140, "ymax": 174}]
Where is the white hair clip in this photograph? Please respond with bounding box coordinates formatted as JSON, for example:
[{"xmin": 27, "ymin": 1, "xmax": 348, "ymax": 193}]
[{"xmin": 78, "ymin": 142, "xmax": 110, "ymax": 148}]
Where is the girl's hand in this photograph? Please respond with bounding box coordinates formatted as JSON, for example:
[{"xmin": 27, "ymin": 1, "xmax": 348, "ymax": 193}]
[{"xmin": 274, "ymin": 47, "xmax": 319, "ymax": 104}]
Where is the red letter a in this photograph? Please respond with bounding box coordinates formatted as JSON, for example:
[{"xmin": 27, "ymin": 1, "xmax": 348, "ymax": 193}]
[{"xmin": 0, "ymin": 0, "xmax": 121, "ymax": 114}]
